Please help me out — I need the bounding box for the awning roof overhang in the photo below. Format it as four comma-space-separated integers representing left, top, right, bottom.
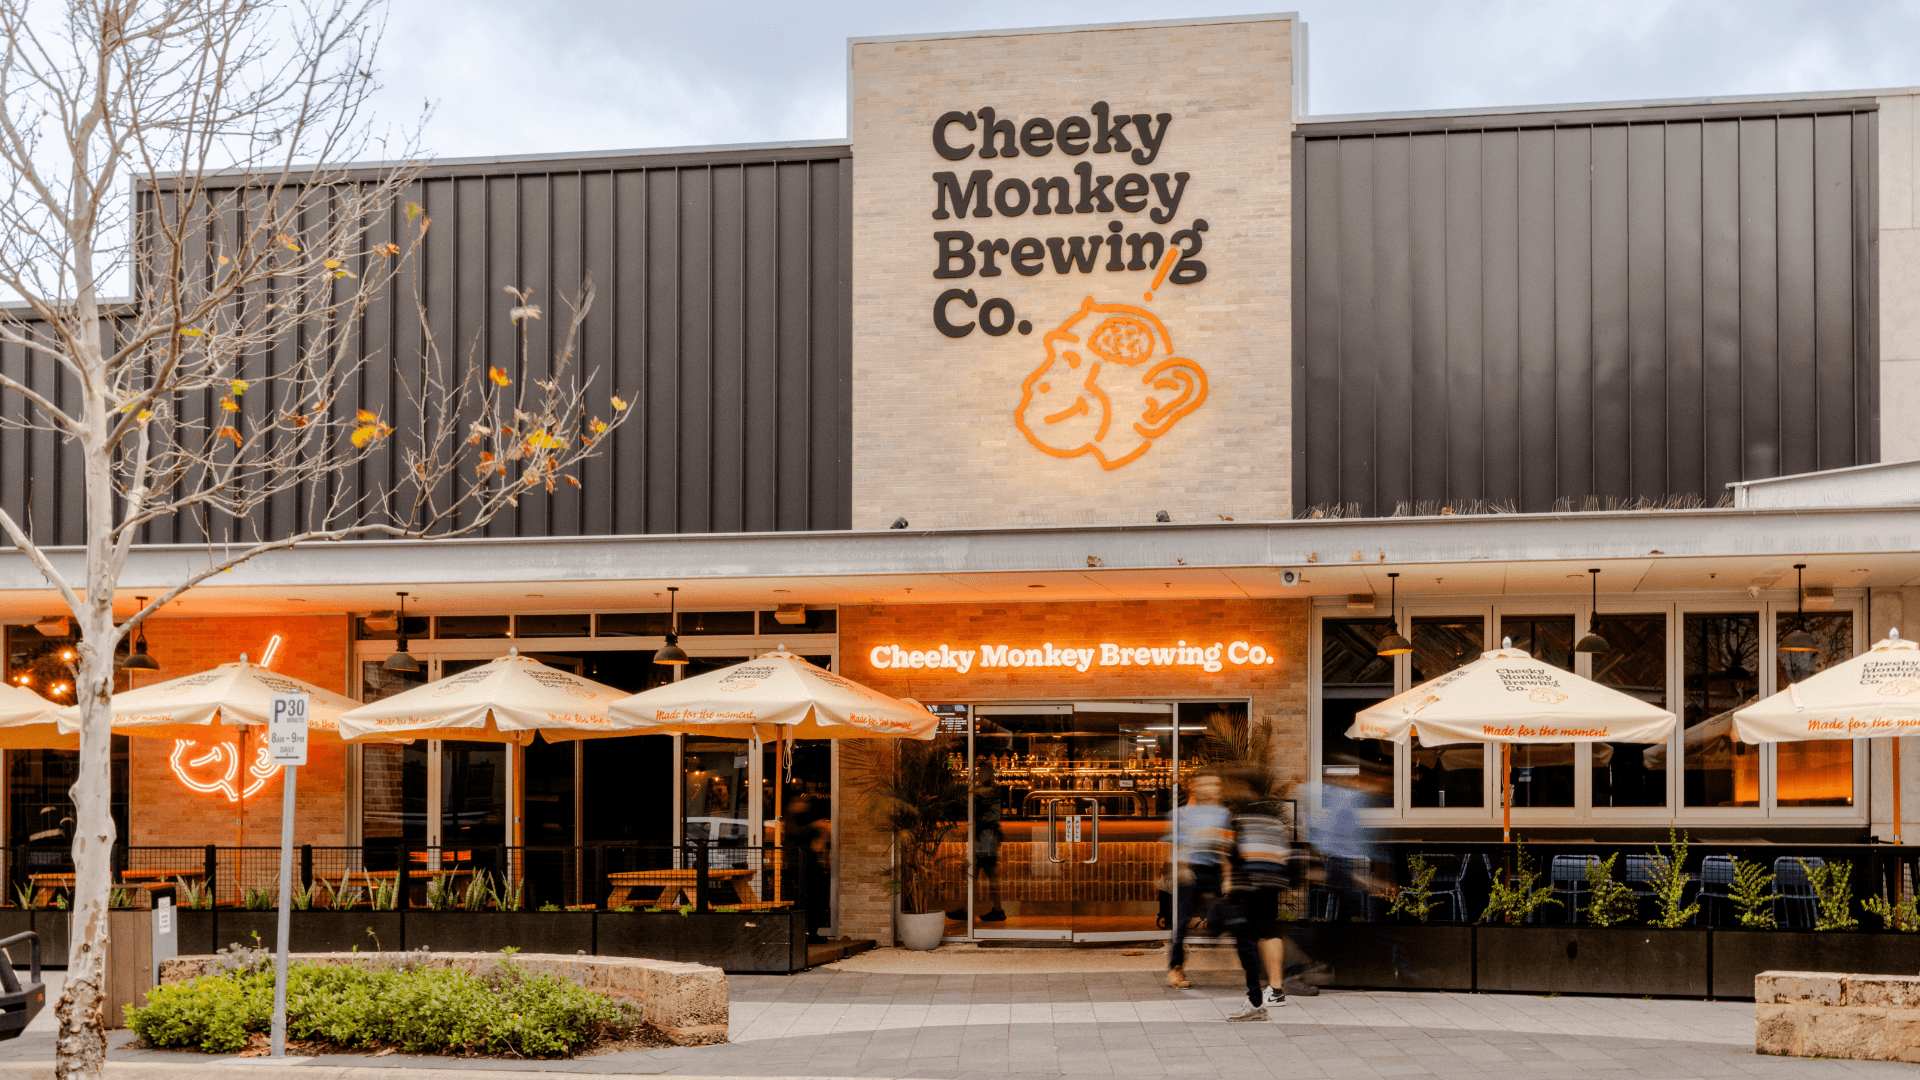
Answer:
0, 504, 1912, 616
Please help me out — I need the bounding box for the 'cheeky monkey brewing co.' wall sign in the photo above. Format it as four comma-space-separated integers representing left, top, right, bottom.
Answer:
849, 18, 1297, 527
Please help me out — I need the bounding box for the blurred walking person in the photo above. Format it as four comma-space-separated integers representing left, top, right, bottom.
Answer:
1221, 763, 1291, 1021
1166, 770, 1233, 989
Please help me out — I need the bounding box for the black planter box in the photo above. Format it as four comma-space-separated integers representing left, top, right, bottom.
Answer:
211, 910, 277, 952
291, 911, 402, 953
1711, 930, 1920, 999
1477, 925, 1710, 997
403, 911, 594, 956
175, 909, 215, 958
596, 909, 806, 973
1292, 922, 1475, 991
30, 910, 68, 968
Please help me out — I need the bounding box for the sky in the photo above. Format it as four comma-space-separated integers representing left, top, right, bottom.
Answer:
366, 0, 1920, 160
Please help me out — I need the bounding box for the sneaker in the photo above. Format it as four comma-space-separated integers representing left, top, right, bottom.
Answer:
1166, 967, 1191, 989
1225, 1005, 1268, 1022
979, 907, 1007, 922
1281, 977, 1318, 997
1261, 986, 1289, 1008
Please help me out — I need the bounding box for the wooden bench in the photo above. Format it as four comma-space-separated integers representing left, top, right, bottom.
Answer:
606, 868, 759, 907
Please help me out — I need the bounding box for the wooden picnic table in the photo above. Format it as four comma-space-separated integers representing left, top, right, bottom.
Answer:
32, 869, 206, 906
606, 867, 768, 908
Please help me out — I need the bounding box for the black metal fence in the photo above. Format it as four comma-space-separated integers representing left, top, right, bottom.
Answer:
1310, 840, 1918, 929
9, 840, 810, 915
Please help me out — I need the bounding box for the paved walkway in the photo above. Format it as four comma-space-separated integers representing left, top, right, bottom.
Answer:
0, 955, 1908, 1078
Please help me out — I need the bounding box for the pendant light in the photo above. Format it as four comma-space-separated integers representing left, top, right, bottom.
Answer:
1575, 569, 1611, 654
1376, 573, 1413, 656
1780, 564, 1818, 653
122, 596, 160, 671
653, 586, 689, 666
382, 591, 421, 673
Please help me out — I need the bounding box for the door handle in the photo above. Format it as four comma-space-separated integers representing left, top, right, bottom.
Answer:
1047, 799, 1064, 863
1082, 797, 1100, 864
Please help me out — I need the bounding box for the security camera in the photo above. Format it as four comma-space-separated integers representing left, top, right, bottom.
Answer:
1280, 569, 1302, 587
1747, 585, 1763, 599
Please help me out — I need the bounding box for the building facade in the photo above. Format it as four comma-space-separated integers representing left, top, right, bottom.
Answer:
4, 14, 1920, 947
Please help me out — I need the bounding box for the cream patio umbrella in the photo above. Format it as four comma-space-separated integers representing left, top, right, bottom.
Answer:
55, 654, 368, 848
1734, 628, 1920, 842
1349, 642, 1676, 840
607, 649, 940, 742
0, 683, 74, 749
335, 649, 635, 745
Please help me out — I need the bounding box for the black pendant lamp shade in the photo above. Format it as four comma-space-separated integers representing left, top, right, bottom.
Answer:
123, 596, 160, 671
653, 586, 690, 666
1376, 573, 1413, 656
1780, 564, 1818, 653
383, 591, 422, 673
1575, 569, 1611, 654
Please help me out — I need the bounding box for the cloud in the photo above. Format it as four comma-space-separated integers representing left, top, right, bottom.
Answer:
365, 0, 1920, 159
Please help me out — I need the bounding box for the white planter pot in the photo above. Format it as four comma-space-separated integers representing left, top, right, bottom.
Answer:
897, 910, 946, 951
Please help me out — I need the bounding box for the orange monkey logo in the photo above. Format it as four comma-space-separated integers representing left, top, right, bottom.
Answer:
1014, 251, 1207, 470
169, 739, 279, 802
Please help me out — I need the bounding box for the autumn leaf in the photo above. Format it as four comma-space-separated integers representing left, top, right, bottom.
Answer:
136, 409, 152, 424
564, 475, 581, 488
375, 242, 400, 257
589, 418, 607, 436
178, 328, 205, 337
324, 259, 357, 279
217, 255, 229, 265
357, 409, 378, 424
230, 380, 248, 397
524, 430, 566, 451
219, 397, 239, 413
610, 395, 628, 411
509, 305, 541, 323
282, 412, 309, 428
405, 203, 422, 220
350, 422, 390, 449
488, 367, 511, 387
217, 426, 242, 448
277, 234, 301, 252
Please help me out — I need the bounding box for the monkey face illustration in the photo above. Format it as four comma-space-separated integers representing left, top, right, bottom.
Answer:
1014, 297, 1208, 470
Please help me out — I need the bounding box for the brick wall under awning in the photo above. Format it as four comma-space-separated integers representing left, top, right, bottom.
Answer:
833, 598, 1308, 943
118, 613, 353, 850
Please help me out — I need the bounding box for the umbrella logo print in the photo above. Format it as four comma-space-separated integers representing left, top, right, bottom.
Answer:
1014, 250, 1207, 470
1529, 687, 1569, 705
1878, 679, 1920, 696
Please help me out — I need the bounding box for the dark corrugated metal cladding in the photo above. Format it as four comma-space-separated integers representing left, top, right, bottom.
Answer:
1293, 106, 1878, 517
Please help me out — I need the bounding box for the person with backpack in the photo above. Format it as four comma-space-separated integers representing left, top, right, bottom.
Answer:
1220, 763, 1292, 1021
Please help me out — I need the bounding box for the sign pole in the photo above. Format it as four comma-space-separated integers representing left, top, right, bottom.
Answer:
267, 693, 309, 1060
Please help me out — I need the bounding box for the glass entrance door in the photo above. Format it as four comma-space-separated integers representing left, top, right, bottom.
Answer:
962, 703, 1182, 941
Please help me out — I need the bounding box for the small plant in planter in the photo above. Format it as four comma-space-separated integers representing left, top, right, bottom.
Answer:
1863, 889, 1920, 932
1645, 829, 1699, 928
460, 871, 493, 911
1729, 857, 1777, 928
368, 875, 399, 912
495, 876, 523, 912
1480, 839, 1560, 924
1388, 854, 1439, 922
538, 902, 561, 912
1801, 859, 1859, 931
242, 886, 275, 911
1582, 854, 1636, 927
11, 884, 34, 911
425, 873, 460, 911
326, 876, 366, 911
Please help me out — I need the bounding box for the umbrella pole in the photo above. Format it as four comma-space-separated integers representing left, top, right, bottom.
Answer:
1501, 743, 1512, 843
1893, 736, 1904, 846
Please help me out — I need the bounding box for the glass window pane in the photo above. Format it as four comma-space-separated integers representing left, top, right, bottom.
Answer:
1411, 616, 1485, 809
1591, 615, 1669, 808
582, 734, 675, 844
684, 737, 751, 855
596, 612, 672, 637
361, 659, 426, 702
355, 615, 427, 640
443, 742, 506, 848
766, 609, 837, 633
680, 611, 756, 636
1501, 616, 1576, 807
524, 740, 576, 845
1775, 611, 1855, 807
1683, 612, 1761, 807
436, 615, 510, 639
517, 613, 590, 638
1319, 619, 1394, 808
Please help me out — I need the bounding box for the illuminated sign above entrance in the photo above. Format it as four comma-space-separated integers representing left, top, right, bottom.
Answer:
867, 640, 1277, 675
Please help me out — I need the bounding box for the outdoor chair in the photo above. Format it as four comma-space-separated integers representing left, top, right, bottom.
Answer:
1624, 854, 1666, 919
1549, 855, 1600, 923
1418, 853, 1470, 922
1774, 856, 1824, 929
1313, 856, 1379, 921
1695, 855, 1737, 926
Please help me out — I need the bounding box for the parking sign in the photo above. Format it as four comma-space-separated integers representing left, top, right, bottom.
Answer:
268, 693, 309, 766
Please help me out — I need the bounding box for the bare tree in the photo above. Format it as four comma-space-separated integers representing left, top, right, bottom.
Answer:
0, 3, 628, 1075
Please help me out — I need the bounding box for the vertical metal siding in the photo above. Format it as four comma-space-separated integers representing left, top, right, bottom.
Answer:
0, 147, 853, 546
1295, 105, 1877, 516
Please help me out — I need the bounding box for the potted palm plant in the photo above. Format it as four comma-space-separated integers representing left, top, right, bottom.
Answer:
847, 735, 966, 950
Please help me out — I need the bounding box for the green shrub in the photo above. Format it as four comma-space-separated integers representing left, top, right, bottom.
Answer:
1645, 829, 1699, 929
127, 957, 639, 1057
1582, 854, 1636, 927
1729, 857, 1777, 929
1479, 839, 1560, 925
1802, 859, 1858, 932
1864, 890, 1920, 932
1388, 854, 1439, 923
